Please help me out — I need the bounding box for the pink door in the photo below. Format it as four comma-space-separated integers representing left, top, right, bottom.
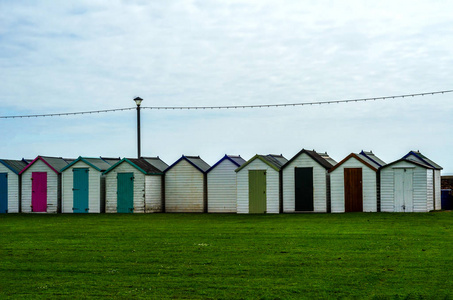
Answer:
32, 172, 47, 212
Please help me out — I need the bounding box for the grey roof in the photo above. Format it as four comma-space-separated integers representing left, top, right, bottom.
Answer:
360, 151, 386, 167
100, 157, 121, 165
127, 158, 163, 174
357, 153, 381, 169
228, 155, 246, 166
41, 156, 73, 173
141, 157, 169, 172
263, 154, 288, 170
0, 159, 28, 174
404, 151, 442, 170
81, 158, 112, 171
317, 152, 337, 167
185, 156, 211, 173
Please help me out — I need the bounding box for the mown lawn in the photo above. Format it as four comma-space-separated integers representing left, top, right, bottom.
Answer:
1, 212, 452, 299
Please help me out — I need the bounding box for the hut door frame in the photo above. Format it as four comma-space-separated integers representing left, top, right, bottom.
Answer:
31, 172, 47, 212
394, 168, 413, 212
344, 168, 363, 212
249, 170, 266, 213
0, 173, 7, 213
117, 172, 134, 213
73, 168, 89, 213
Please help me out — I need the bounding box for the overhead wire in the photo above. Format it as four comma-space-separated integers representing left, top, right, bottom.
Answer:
1, 89, 452, 119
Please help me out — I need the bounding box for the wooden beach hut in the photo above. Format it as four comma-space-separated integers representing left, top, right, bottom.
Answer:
104, 158, 165, 213
164, 155, 210, 213
329, 152, 385, 213
380, 158, 435, 212
282, 149, 336, 213
0, 159, 29, 213
235, 154, 288, 214
19, 156, 73, 213
60, 157, 119, 213
402, 150, 442, 210
207, 155, 246, 213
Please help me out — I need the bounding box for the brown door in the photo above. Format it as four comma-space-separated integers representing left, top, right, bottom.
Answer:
344, 168, 362, 212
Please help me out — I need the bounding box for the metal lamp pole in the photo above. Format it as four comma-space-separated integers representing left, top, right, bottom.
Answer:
133, 97, 143, 158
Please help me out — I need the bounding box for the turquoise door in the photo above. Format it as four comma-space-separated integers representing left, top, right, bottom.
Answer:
0, 173, 7, 213
117, 173, 134, 213
73, 168, 89, 213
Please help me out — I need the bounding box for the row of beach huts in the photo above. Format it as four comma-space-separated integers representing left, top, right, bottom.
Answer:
0, 149, 443, 214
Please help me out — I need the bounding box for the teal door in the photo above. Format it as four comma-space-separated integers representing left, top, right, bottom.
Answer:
0, 173, 7, 213
73, 168, 89, 213
117, 173, 134, 213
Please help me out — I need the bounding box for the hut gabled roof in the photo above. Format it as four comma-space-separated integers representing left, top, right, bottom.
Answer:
236, 154, 288, 172
381, 158, 433, 170
0, 159, 29, 175
141, 156, 169, 172
61, 157, 113, 172
359, 151, 386, 168
164, 155, 211, 174
328, 153, 379, 173
103, 158, 163, 175
207, 155, 246, 173
19, 156, 73, 175
282, 149, 336, 170
402, 150, 442, 170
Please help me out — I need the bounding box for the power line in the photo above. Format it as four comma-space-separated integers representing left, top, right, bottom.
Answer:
1, 89, 452, 119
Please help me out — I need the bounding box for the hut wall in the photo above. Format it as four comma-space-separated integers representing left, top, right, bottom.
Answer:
105, 162, 146, 213
425, 170, 434, 212
207, 159, 238, 213
165, 159, 204, 212
61, 161, 102, 213
330, 156, 377, 213
282, 152, 328, 213
145, 175, 162, 212
434, 170, 441, 210
0, 164, 20, 213
237, 159, 280, 214
21, 160, 59, 213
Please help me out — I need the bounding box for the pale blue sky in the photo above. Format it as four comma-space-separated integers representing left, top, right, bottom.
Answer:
1, 1, 452, 173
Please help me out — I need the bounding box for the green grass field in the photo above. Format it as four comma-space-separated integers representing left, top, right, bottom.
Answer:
1, 212, 453, 299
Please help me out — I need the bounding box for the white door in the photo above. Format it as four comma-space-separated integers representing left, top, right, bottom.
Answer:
394, 168, 413, 212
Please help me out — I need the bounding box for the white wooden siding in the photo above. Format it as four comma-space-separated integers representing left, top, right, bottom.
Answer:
425, 170, 433, 212
207, 159, 238, 213
21, 160, 59, 213
0, 165, 20, 213
434, 170, 441, 210
105, 162, 146, 213
237, 159, 280, 214
282, 153, 328, 213
380, 161, 430, 212
165, 159, 204, 212
61, 161, 103, 213
145, 175, 162, 212
330, 157, 377, 213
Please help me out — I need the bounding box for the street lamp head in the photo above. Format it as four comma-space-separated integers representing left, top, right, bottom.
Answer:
134, 97, 143, 107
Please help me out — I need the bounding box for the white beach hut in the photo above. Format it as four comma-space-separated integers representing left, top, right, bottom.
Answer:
60, 157, 119, 213
329, 152, 385, 213
282, 149, 336, 213
104, 158, 166, 213
19, 156, 73, 213
235, 154, 288, 214
164, 155, 211, 213
207, 155, 246, 213
0, 159, 29, 213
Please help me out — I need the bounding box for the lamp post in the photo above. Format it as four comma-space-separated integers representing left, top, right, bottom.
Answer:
134, 97, 143, 158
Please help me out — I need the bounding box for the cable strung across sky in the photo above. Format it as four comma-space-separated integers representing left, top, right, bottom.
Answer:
1, 89, 452, 119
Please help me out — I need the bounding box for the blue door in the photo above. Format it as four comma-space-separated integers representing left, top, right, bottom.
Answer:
0, 173, 7, 213
73, 168, 89, 213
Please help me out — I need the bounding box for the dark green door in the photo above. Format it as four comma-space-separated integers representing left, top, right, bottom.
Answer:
249, 170, 266, 213
295, 167, 314, 211
117, 173, 134, 213
73, 168, 89, 213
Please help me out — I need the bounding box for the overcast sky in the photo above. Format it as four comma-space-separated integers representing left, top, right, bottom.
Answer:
1, 1, 452, 173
